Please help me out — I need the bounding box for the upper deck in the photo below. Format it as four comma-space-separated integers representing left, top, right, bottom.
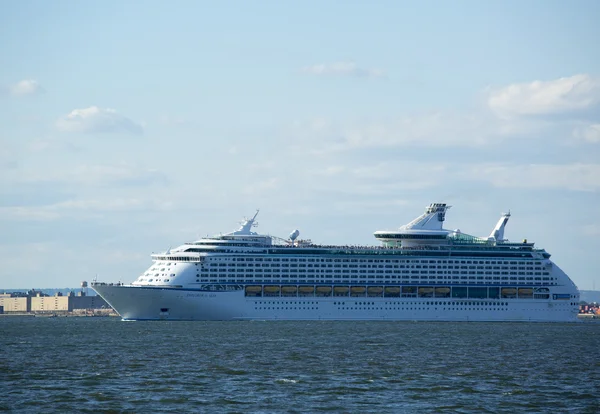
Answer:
151, 203, 547, 261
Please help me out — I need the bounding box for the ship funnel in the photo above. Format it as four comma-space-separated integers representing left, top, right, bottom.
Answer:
489, 211, 511, 241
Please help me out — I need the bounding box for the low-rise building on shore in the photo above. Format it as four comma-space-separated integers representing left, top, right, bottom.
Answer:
0, 292, 31, 313
0, 289, 114, 315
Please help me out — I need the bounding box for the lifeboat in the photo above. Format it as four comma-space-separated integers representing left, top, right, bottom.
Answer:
350, 286, 366, 296
316, 286, 332, 296
418, 287, 434, 296
333, 286, 349, 296
501, 288, 517, 297
402, 286, 416, 294
281, 286, 297, 296
384, 287, 401, 295
435, 287, 451, 296
263, 286, 280, 296
367, 287, 383, 296
298, 286, 315, 295
245, 286, 262, 296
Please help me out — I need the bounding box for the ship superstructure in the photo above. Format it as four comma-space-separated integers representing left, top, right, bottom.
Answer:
92, 203, 580, 321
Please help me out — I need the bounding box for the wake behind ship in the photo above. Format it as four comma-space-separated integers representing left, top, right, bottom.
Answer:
92, 203, 580, 321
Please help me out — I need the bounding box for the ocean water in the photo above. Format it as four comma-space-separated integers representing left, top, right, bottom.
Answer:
1, 317, 598, 413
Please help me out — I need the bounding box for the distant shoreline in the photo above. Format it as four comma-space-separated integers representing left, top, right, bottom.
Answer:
0, 309, 118, 317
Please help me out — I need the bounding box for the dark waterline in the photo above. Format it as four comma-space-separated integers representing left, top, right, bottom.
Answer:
1, 318, 599, 413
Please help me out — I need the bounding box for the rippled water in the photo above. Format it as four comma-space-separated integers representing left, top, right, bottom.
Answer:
1, 317, 599, 413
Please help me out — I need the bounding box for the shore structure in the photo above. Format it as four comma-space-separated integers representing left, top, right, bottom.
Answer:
578, 302, 600, 319
0, 287, 115, 316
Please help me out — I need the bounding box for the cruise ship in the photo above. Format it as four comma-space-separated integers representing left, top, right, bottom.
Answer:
92, 203, 580, 321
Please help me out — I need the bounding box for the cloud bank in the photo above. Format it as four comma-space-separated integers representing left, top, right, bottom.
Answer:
573, 123, 600, 143
288, 73, 600, 152
487, 74, 600, 118
56, 106, 143, 135
316, 161, 600, 193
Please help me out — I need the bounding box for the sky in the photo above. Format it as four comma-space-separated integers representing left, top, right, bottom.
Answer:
1, 0, 599, 290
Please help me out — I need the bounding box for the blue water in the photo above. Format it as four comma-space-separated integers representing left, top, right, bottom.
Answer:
1, 317, 599, 413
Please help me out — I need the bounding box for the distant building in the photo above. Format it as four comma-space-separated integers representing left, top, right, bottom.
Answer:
0, 295, 31, 313
0, 290, 111, 314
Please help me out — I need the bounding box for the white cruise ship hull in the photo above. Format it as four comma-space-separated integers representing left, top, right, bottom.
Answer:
93, 284, 579, 322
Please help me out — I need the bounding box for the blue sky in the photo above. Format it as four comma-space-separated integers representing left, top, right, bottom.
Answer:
1, 0, 599, 290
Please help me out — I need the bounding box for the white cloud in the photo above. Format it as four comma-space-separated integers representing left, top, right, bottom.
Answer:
0, 198, 174, 221
301, 61, 386, 78
56, 106, 143, 135
309, 162, 449, 195
573, 123, 600, 143
3, 79, 44, 96
66, 164, 165, 186
469, 163, 600, 192
487, 74, 600, 118
310, 161, 600, 194
6, 162, 168, 188
57, 198, 172, 211
289, 74, 600, 152
289, 112, 535, 153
